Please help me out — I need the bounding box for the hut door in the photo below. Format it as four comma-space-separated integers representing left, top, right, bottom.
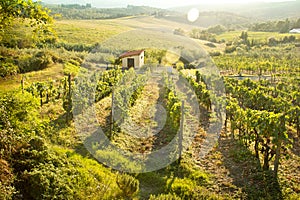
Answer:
127, 58, 135, 68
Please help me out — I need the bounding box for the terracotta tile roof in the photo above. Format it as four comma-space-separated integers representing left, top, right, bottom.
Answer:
120, 50, 144, 58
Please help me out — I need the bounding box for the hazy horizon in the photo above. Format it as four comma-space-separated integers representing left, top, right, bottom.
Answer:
41, 0, 296, 8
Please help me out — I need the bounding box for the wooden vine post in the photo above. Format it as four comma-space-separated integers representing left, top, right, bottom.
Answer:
21, 76, 24, 94
178, 100, 184, 164
66, 74, 72, 124
110, 89, 114, 138
274, 114, 286, 177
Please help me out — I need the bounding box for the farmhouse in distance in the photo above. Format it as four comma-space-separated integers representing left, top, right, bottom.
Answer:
289, 28, 300, 34
120, 50, 145, 69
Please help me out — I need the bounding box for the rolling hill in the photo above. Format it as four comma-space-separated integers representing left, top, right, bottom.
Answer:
42, 0, 300, 21
161, 11, 251, 28
171, 0, 300, 20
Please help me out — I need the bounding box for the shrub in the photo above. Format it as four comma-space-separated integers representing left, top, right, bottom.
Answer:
64, 61, 80, 76
24, 163, 74, 200
207, 25, 227, 35
176, 62, 184, 71
117, 174, 139, 199
268, 37, 278, 47
95, 148, 142, 172
168, 178, 195, 199
174, 28, 185, 36
0, 159, 14, 200
205, 43, 217, 48
19, 147, 121, 200
209, 51, 221, 57
189, 170, 210, 186
18, 50, 55, 73
138, 172, 166, 194
225, 46, 236, 54
0, 62, 18, 77
30, 51, 54, 70
0, 92, 39, 132
167, 178, 222, 200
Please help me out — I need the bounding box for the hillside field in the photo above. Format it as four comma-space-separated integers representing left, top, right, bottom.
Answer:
0, 5, 300, 200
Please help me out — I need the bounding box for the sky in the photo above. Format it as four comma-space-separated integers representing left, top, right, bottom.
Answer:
42, 0, 296, 8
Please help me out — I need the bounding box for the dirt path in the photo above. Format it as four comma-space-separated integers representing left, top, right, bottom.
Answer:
95, 96, 112, 134
110, 73, 169, 155
118, 78, 164, 139
192, 129, 300, 199
193, 135, 251, 196
100, 70, 203, 156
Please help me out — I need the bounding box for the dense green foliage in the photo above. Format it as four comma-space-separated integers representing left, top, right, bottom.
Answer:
0, 90, 142, 200
117, 173, 140, 198
0, 0, 52, 30
190, 29, 219, 43
249, 18, 300, 33
0, 46, 85, 78
214, 48, 300, 75
1, 1, 300, 199
46, 4, 164, 20
96, 69, 123, 101
114, 68, 148, 123
182, 72, 212, 111
0, 0, 55, 48
163, 75, 182, 131
224, 80, 287, 172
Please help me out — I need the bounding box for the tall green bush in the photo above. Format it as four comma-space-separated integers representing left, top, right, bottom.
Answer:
117, 174, 139, 199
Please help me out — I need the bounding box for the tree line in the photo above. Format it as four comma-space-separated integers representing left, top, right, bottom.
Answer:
249, 18, 300, 33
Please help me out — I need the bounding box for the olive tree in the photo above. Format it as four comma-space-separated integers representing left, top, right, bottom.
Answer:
0, 0, 54, 45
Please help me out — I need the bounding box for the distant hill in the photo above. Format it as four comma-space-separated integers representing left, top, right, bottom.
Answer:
43, 2, 250, 28
161, 11, 251, 29
237, 1, 300, 20
44, 4, 169, 20
41, 0, 300, 28
170, 0, 300, 20
40, 0, 184, 8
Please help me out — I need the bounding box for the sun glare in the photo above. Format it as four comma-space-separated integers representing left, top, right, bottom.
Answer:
187, 8, 200, 22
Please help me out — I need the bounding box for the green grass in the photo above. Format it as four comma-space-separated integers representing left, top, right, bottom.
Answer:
195, 39, 226, 53
53, 16, 208, 53
54, 19, 131, 45
0, 64, 64, 92
216, 31, 300, 42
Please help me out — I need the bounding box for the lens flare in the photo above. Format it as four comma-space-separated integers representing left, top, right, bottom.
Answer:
187, 8, 199, 22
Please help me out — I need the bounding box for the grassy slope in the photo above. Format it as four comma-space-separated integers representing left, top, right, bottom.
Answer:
196, 39, 226, 53
216, 31, 300, 42
162, 12, 251, 28
0, 64, 64, 92
113, 16, 200, 31
54, 19, 131, 45
6, 16, 298, 92
0, 19, 130, 92
53, 16, 200, 45
0, 16, 200, 92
